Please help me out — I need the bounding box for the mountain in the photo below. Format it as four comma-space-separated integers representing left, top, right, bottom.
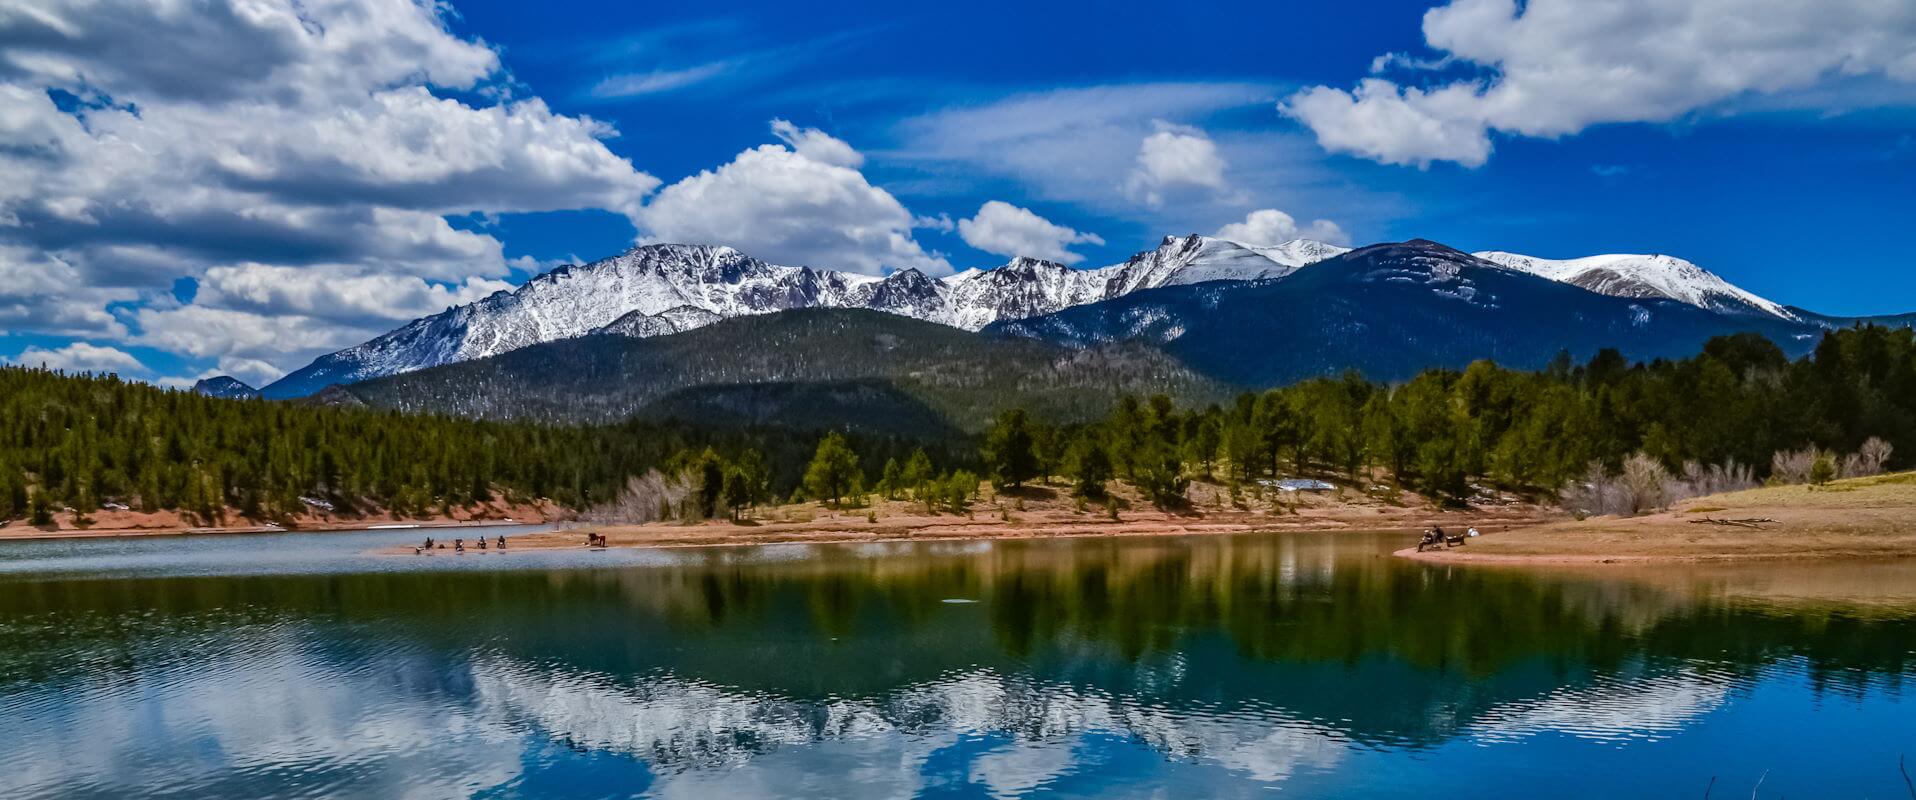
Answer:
1473, 251, 1794, 319
259, 236, 1344, 398
334, 308, 1234, 430
990, 240, 1825, 387
192, 376, 259, 399
1786, 306, 1916, 331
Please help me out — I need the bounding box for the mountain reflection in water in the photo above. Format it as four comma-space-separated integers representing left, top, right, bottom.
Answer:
0, 531, 1911, 798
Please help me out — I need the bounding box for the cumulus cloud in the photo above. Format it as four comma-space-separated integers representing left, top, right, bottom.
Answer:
635, 122, 949, 274
1123, 123, 1233, 206
770, 119, 865, 168
3, 342, 147, 375
194, 265, 512, 327
957, 201, 1104, 265
1285, 0, 1916, 167
1215, 209, 1349, 247
0, 0, 659, 380
0, 245, 136, 337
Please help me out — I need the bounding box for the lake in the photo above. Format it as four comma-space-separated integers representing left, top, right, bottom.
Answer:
0, 527, 1911, 798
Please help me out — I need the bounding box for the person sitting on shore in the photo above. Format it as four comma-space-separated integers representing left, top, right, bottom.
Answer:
454, 538, 465, 553
496, 535, 507, 550
476, 537, 487, 550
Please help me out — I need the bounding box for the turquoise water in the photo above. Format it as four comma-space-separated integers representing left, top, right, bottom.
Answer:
0, 528, 1911, 798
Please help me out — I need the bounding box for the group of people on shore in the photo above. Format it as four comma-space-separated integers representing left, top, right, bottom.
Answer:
1416, 526, 1480, 552
413, 534, 507, 555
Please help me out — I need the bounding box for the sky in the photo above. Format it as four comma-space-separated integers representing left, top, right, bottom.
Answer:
2, 0, 1914, 387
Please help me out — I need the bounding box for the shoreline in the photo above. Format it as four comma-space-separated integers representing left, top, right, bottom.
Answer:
382, 483, 1559, 556
1397, 472, 1916, 566
0, 517, 546, 542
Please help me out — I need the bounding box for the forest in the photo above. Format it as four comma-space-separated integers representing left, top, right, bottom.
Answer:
1, 325, 1910, 526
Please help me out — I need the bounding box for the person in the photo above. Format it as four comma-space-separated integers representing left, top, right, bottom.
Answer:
423, 536, 434, 550
496, 535, 507, 550
454, 538, 465, 553
476, 537, 487, 550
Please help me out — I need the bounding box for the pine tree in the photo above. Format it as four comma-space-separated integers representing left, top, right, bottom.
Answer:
984, 409, 1040, 488
802, 432, 862, 508
900, 449, 933, 498
1069, 438, 1113, 499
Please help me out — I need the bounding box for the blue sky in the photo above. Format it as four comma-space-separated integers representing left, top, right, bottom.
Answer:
2, 0, 1913, 385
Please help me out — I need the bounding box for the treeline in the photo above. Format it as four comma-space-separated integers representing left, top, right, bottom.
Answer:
682, 326, 1916, 513
5, 325, 1911, 526
0, 368, 962, 526
990, 326, 1913, 505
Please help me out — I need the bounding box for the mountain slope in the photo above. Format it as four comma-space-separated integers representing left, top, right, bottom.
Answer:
1786, 306, 1916, 331
992, 240, 1824, 387
337, 308, 1234, 429
192, 376, 259, 399
259, 236, 1343, 398
1473, 251, 1793, 319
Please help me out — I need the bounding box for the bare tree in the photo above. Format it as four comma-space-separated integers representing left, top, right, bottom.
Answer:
1621, 452, 1670, 515
1845, 437, 1894, 478
582, 469, 693, 525
1771, 448, 1820, 485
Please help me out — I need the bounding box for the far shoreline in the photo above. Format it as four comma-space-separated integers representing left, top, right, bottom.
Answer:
1397, 472, 1916, 566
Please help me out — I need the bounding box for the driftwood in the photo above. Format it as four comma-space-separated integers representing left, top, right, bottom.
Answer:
1688, 517, 1777, 529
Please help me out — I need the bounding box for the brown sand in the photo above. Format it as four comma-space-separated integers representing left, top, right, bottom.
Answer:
0, 497, 563, 540
1401, 471, 1916, 565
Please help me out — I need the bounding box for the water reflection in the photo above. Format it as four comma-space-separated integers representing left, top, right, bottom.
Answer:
0, 531, 1912, 798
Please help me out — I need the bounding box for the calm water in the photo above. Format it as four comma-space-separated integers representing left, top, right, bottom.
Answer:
0, 528, 1912, 798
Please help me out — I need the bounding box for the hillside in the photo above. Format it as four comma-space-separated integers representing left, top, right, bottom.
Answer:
991, 240, 1824, 386
336, 308, 1234, 429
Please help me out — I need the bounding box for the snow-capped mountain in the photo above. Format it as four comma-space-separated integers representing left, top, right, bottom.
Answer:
990, 240, 1822, 387
1473, 251, 1794, 320
258, 235, 1342, 397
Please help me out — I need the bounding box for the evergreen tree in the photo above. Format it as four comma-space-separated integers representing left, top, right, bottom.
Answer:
1069, 438, 1114, 499
984, 409, 1040, 488
802, 432, 862, 508
900, 449, 934, 498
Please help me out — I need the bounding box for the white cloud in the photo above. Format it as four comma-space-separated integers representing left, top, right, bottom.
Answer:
890, 83, 1382, 240
4, 342, 146, 375
0, 245, 135, 337
956, 201, 1103, 265
1283, 79, 1494, 168
1215, 209, 1349, 247
896, 83, 1270, 209
131, 305, 377, 386
194, 264, 512, 327
771, 119, 864, 168
0, 0, 659, 379
635, 122, 949, 275
591, 62, 734, 98
1123, 123, 1233, 207
1285, 0, 1916, 167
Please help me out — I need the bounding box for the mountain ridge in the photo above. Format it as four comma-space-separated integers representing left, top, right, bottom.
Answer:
255, 235, 1342, 398
988, 240, 1828, 386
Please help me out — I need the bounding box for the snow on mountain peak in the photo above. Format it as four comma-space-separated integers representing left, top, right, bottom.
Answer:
257, 235, 1349, 396
1473, 250, 1792, 320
